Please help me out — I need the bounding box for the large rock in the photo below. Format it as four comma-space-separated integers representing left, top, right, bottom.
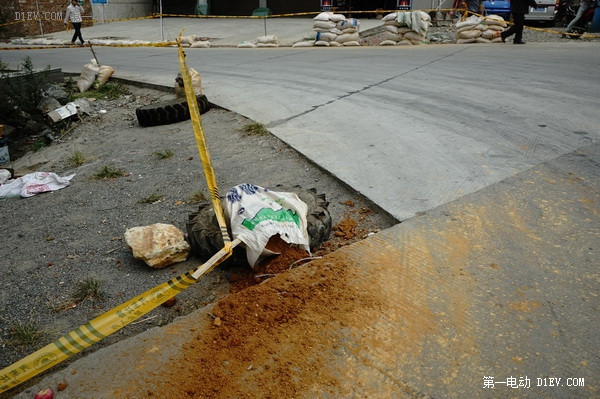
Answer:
124, 223, 190, 268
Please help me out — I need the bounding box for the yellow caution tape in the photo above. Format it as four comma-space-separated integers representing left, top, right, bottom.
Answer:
0, 237, 242, 394
0, 35, 243, 393
177, 30, 231, 246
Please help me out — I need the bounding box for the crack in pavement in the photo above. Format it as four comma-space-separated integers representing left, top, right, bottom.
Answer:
266, 46, 472, 129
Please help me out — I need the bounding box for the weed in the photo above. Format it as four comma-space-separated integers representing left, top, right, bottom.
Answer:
242, 123, 269, 136
0, 56, 50, 126
73, 82, 129, 100
188, 191, 208, 203
31, 139, 47, 152
153, 149, 174, 159
68, 150, 90, 167
138, 193, 164, 204
92, 165, 127, 180
72, 278, 105, 304
10, 322, 43, 345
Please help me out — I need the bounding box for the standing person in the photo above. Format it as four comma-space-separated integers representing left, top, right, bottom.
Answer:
500, 0, 538, 44
564, 0, 593, 35
64, 0, 85, 45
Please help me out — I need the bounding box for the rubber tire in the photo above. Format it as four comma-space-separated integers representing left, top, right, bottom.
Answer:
186, 186, 333, 264
136, 94, 211, 127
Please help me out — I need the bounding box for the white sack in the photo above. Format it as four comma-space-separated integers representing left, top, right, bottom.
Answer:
224, 184, 310, 267
0, 172, 75, 198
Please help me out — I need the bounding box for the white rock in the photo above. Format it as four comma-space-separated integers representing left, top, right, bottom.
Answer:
124, 223, 190, 268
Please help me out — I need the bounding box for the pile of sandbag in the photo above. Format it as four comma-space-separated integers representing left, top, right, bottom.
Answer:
77, 59, 115, 93
455, 15, 507, 44
312, 12, 361, 47
237, 35, 279, 48
179, 34, 211, 48
379, 11, 432, 45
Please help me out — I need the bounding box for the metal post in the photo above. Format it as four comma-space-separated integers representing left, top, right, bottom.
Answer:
35, 0, 44, 36
160, 0, 164, 41
263, 16, 267, 36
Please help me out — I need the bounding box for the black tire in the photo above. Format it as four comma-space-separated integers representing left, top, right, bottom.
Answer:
136, 94, 211, 127
186, 186, 333, 264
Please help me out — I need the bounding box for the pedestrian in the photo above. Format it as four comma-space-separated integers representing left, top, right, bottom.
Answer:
500, 0, 538, 44
563, 0, 594, 36
64, 0, 85, 45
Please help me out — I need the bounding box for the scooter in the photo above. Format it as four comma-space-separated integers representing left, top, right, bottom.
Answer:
563, 0, 597, 37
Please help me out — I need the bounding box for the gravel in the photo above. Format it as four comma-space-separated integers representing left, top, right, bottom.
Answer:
0, 82, 397, 395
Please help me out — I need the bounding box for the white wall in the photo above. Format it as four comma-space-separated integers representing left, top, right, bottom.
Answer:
91, 0, 153, 23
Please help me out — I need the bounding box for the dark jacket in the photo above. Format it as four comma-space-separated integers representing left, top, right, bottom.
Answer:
511, 0, 538, 14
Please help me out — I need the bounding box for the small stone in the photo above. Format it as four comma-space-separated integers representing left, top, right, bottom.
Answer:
213, 317, 222, 326
57, 382, 68, 391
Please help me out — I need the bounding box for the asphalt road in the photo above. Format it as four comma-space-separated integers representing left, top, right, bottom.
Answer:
2, 43, 599, 220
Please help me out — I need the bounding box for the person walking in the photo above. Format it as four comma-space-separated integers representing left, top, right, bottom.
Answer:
500, 0, 538, 44
64, 0, 85, 45
563, 0, 594, 36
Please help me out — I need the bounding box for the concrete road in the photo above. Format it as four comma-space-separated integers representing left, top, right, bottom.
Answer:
3, 43, 598, 220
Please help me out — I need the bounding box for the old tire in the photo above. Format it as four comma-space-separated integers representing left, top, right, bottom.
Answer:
135, 94, 211, 127
186, 186, 332, 264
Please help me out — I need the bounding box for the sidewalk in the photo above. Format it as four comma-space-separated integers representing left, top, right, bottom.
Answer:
9, 17, 383, 47
12, 143, 599, 398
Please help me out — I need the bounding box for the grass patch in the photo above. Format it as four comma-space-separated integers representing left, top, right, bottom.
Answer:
31, 138, 47, 152
242, 123, 269, 136
188, 191, 208, 203
68, 150, 90, 167
138, 193, 164, 204
72, 82, 129, 100
92, 165, 127, 180
153, 149, 174, 159
72, 278, 105, 304
10, 322, 43, 345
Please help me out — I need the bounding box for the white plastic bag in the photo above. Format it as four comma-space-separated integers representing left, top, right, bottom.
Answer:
0, 172, 75, 198
224, 184, 310, 267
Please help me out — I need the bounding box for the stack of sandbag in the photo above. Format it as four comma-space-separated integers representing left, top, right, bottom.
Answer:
313, 12, 361, 46
237, 35, 279, 48
379, 11, 431, 45
456, 15, 506, 43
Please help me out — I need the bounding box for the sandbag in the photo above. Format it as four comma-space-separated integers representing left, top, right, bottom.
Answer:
313, 20, 337, 30
329, 13, 346, 22
179, 35, 197, 45
342, 41, 360, 46
456, 15, 482, 29
457, 29, 482, 39
384, 31, 404, 42
190, 40, 211, 48
404, 31, 425, 41
380, 40, 397, 45
335, 31, 360, 43
457, 38, 476, 44
256, 43, 279, 47
337, 18, 359, 30
314, 11, 333, 21
77, 62, 98, 93
316, 31, 337, 42
484, 15, 507, 26
314, 40, 331, 46
396, 39, 413, 45
475, 37, 492, 43
292, 41, 314, 47
257, 35, 278, 44
481, 29, 501, 39
96, 65, 114, 86
382, 12, 398, 21
385, 25, 400, 33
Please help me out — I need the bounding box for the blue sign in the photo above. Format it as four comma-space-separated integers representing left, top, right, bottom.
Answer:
92, 0, 108, 4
